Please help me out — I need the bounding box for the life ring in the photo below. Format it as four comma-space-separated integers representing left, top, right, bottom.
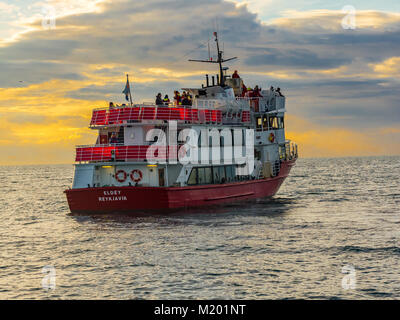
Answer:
130, 169, 143, 183
115, 170, 127, 183
268, 132, 275, 143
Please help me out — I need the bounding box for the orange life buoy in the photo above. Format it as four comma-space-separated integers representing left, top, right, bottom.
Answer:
130, 169, 143, 183
269, 132, 275, 143
115, 170, 127, 183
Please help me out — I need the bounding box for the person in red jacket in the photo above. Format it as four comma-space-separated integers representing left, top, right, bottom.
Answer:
174, 91, 181, 106
252, 85, 262, 111
241, 83, 247, 97
253, 85, 262, 97
232, 70, 240, 79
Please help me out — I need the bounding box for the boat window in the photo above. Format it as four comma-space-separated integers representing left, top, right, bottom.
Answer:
278, 117, 285, 129
257, 117, 262, 129
269, 116, 278, 130
188, 166, 247, 185
213, 167, 220, 183
198, 167, 206, 184
218, 166, 226, 183
226, 165, 234, 182
263, 116, 269, 130
205, 167, 213, 184
118, 127, 124, 144
187, 168, 197, 185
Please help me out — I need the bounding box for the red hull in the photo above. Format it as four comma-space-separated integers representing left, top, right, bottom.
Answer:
65, 160, 295, 214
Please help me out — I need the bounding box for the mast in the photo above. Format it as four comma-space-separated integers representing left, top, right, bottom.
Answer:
189, 32, 237, 87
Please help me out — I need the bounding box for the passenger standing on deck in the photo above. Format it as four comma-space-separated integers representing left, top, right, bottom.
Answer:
252, 85, 262, 111
163, 95, 170, 105
246, 87, 253, 97
181, 96, 187, 106
109, 132, 118, 145
181, 93, 190, 106
155, 93, 163, 106
253, 85, 262, 97
276, 88, 284, 97
241, 83, 247, 97
174, 91, 181, 106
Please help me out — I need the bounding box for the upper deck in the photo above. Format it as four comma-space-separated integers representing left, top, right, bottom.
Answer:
89, 103, 252, 128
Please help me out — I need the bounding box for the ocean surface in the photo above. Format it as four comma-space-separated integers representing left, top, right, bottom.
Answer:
0, 156, 399, 299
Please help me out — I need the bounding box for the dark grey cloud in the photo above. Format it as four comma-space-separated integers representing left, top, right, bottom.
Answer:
0, 61, 84, 88
0, 39, 79, 61
245, 48, 351, 68
66, 80, 182, 102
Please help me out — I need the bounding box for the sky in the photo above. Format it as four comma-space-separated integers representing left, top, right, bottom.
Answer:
0, 0, 399, 165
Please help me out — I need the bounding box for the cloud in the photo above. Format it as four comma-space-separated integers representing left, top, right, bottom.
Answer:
370, 56, 400, 78
269, 9, 400, 31
245, 48, 351, 68
0, 1, 18, 15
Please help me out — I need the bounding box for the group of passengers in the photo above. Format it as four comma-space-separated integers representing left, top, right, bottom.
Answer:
108, 101, 129, 108
233, 70, 284, 98
175, 91, 193, 106
156, 93, 170, 106
155, 91, 193, 106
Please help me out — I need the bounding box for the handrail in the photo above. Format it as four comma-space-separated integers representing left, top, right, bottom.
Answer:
89, 105, 251, 127
75, 144, 185, 163
281, 140, 298, 160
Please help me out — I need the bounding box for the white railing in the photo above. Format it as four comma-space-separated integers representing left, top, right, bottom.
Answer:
283, 140, 298, 160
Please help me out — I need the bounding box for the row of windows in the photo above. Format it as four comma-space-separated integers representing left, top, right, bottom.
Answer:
187, 165, 251, 185
256, 116, 284, 130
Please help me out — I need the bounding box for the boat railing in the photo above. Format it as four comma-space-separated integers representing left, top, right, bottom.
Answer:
192, 99, 222, 109
280, 140, 298, 161
75, 144, 184, 163
236, 96, 284, 113
89, 105, 251, 127
236, 97, 267, 113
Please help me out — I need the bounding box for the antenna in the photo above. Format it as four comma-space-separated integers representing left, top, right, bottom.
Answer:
208, 38, 210, 61
189, 31, 237, 87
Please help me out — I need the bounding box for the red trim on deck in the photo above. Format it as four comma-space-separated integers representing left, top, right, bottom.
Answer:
89, 106, 246, 127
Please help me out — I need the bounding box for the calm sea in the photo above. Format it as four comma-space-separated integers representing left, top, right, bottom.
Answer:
0, 156, 399, 299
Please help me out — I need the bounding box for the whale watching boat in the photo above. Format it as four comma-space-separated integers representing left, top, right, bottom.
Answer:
65, 33, 298, 214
